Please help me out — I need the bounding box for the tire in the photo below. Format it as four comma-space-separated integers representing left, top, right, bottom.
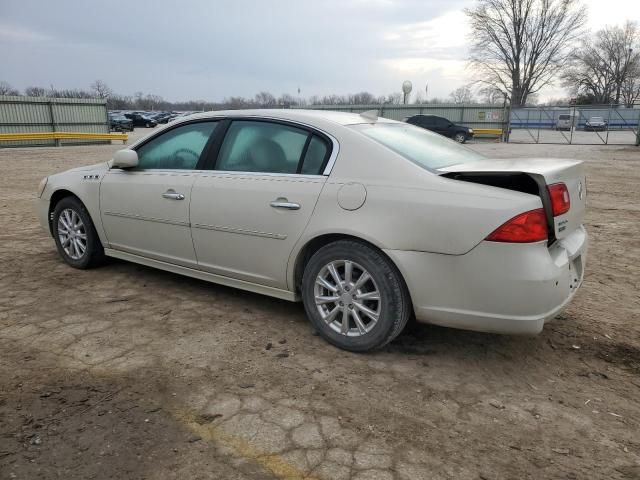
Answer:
52, 196, 105, 269
454, 132, 467, 143
301, 240, 411, 352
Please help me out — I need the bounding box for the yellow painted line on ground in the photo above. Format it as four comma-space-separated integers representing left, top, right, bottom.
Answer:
174, 410, 318, 480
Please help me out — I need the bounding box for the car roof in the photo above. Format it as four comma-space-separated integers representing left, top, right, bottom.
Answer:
174, 109, 398, 126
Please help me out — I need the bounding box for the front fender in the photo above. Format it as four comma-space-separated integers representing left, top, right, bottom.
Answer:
40, 163, 109, 245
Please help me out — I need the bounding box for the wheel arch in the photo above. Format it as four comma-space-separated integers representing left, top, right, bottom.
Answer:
48, 189, 82, 235
291, 233, 414, 309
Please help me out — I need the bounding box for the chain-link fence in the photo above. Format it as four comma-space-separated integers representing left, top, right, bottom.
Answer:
509, 104, 640, 145
301, 103, 640, 145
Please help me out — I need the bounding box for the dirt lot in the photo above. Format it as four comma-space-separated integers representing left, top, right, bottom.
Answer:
1, 130, 639, 480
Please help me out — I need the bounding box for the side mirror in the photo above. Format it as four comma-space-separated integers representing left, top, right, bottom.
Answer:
111, 149, 139, 169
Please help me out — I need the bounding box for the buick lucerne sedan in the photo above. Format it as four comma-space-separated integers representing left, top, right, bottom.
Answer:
36, 109, 588, 352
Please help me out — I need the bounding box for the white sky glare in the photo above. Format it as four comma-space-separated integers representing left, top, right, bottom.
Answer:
1, 0, 639, 102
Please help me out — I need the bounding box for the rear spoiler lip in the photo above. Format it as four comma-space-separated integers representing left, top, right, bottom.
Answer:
440, 170, 557, 246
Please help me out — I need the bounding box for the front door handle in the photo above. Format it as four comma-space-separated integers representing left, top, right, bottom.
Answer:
270, 197, 300, 210
162, 189, 185, 200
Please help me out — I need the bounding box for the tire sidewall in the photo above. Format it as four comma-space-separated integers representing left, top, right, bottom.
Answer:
302, 241, 407, 352
52, 197, 101, 269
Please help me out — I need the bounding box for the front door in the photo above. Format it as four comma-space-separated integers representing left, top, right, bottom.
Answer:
190, 120, 331, 289
100, 120, 219, 267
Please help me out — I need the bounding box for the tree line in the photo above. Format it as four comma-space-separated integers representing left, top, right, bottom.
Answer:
0, 79, 492, 110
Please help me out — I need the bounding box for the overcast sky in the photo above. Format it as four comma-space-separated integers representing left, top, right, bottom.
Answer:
1, 0, 639, 102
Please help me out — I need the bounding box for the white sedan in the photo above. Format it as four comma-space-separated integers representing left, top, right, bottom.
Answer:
36, 109, 587, 352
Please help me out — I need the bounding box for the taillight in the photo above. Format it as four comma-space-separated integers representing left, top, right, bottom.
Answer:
486, 209, 548, 243
547, 183, 570, 216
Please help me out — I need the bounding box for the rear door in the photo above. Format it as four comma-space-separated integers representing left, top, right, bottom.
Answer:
190, 119, 332, 289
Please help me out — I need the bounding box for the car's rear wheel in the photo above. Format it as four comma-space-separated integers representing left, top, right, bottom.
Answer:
454, 132, 467, 143
52, 196, 105, 269
301, 240, 411, 352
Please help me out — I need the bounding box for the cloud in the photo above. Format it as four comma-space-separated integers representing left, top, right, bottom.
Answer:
0, 24, 50, 43
2, 0, 636, 102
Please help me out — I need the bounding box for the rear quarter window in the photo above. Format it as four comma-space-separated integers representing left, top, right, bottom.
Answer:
353, 123, 485, 170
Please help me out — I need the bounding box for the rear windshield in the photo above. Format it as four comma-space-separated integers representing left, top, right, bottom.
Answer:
352, 123, 485, 170
558, 115, 570, 120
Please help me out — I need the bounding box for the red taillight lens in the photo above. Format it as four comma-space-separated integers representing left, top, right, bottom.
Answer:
547, 183, 570, 216
486, 208, 548, 243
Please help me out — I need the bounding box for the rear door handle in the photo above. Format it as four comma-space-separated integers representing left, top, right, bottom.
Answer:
270, 198, 300, 210
162, 189, 185, 200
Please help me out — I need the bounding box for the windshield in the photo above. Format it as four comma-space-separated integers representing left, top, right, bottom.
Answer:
353, 122, 485, 170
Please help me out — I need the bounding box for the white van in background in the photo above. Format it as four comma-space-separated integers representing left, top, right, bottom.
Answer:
556, 113, 576, 131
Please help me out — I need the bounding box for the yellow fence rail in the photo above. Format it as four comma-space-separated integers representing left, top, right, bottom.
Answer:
473, 128, 503, 136
0, 131, 128, 144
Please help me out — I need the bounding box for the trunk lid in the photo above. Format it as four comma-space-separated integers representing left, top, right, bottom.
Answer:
439, 158, 587, 241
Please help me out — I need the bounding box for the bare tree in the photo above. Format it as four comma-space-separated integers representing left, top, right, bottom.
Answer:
24, 86, 47, 97
90, 80, 113, 99
254, 91, 277, 107
47, 88, 93, 98
478, 85, 506, 104
449, 85, 475, 103
466, 0, 586, 107
621, 64, 640, 107
0, 81, 20, 96
563, 22, 640, 105
384, 93, 403, 105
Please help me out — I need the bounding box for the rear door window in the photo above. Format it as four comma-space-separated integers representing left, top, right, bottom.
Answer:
216, 121, 308, 174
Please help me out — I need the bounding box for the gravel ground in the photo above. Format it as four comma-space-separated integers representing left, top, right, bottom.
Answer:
1, 129, 639, 480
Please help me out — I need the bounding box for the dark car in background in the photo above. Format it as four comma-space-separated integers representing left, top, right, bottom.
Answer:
152, 113, 176, 124
404, 114, 473, 143
108, 114, 133, 132
124, 113, 158, 128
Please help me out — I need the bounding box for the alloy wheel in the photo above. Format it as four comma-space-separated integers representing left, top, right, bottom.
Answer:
314, 260, 381, 336
57, 208, 87, 260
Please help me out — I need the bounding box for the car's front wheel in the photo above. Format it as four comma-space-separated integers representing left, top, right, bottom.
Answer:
52, 196, 105, 269
301, 240, 411, 352
454, 132, 467, 143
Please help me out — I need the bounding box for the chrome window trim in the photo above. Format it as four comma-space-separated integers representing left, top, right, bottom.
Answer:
126, 114, 340, 176
108, 169, 207, 175
199, 171, 326, 180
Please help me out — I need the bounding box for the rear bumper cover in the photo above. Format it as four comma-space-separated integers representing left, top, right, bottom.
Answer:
385, 226, 587, 335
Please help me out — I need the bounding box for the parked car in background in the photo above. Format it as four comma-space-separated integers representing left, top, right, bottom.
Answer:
404, 114, 473, 143
584, 116, 607, 131
36, 109, 587, 352
124, 113, 158, 128
154, 113, 177, 124
108, 114, 133, 132
555, 114, 575, 131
